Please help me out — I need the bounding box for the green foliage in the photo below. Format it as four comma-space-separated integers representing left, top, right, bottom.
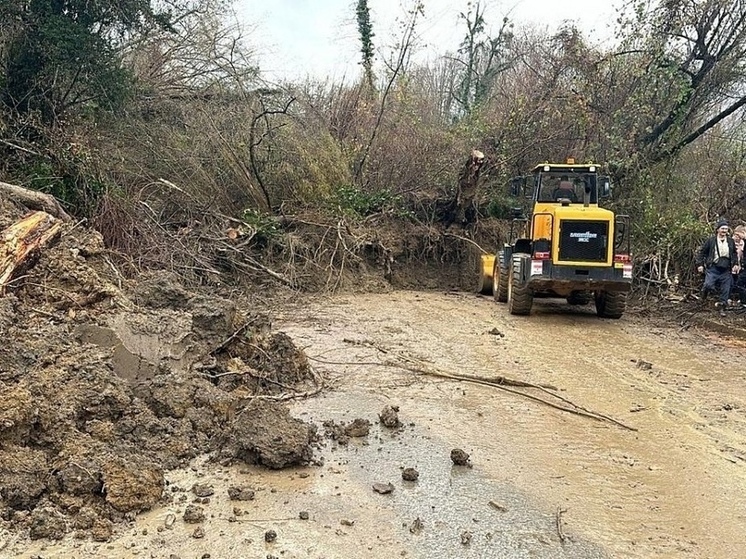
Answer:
23, 157, 108, 217
333, 185, 409, 218
356, 0, 376, 90
635, 206, 708, 255
0, 0, 172, 121
627, 180, 710, 285
483, 195, 516, 220
241, 208, 280, 244
256, 115, 351, 211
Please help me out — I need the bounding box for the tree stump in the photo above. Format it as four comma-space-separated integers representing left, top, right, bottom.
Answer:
450, 149, 485, 225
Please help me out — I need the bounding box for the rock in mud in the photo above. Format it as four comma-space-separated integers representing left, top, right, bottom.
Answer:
133, 376, 196, 419
56, 458, 103, 496
102, 456, 164, 513
183, 504, 206, 524
191, 484, 215, 498
372, 482, 395, 494
0, 446, 48, 510
379, 405, 401, 428
265, 529, 277, 542
71, 507, 98, 530
0, 384, 37, 445
90, 519, 113, 542
450, 448, 471, 466
28, 507, 66, 540
344, 418, 371, 437
322, 420, 349, 445
219, 399, 315, 469
189, 295, 236, 335
227, 486, 255, 501
402, 467, 419, 481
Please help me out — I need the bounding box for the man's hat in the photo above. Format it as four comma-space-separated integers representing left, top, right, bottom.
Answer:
716, 219, 729, 230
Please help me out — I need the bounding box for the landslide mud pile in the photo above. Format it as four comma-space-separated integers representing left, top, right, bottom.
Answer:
0, 205, 320, 541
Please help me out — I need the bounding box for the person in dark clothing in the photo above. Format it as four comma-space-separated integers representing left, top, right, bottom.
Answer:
552, 177, 577, 202
696, 219, 741, 316
731, 225, 746, 304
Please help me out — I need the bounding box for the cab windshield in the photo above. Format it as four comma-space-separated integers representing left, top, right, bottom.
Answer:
536, 172, 597, 203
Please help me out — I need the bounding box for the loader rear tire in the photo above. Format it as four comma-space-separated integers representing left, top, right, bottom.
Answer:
595, 290, 626, 319
492, 255, 509, 303
508, 254, 533, 315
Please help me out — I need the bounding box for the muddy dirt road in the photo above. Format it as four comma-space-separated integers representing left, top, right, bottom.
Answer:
10, 290, 746, 559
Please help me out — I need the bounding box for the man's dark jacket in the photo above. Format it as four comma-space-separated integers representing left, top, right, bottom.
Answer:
696, 236, 738, 269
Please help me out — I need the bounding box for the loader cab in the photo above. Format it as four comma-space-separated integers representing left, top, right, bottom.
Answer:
535, 166, 599, 205
508, 162, 611, 206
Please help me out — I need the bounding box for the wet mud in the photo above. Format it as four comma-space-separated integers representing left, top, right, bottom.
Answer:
7, 290, 745, 558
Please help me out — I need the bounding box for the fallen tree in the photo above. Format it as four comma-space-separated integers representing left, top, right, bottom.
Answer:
0, 180, 71, 221
0, 211, 64, 294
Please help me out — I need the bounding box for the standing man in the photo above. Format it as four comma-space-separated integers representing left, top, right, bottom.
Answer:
696, 219, 741, 316
732, 225, 746, 304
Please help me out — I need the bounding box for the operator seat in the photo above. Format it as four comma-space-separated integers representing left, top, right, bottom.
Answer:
552, 180, 577, 202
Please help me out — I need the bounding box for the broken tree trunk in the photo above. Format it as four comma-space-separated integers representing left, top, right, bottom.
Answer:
0, 180, 71, 221
450, 149, 485, 225
0, 211, 63, 294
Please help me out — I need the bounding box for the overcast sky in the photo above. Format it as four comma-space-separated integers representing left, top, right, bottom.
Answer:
237, 0, 621, 82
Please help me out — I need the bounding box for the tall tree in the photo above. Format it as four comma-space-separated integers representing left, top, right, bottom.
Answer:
0, 0, 174, 122
356, 0, 376, 91
353, 1, 423, 184
453, 1, 514, 117
612, 0, 746, 163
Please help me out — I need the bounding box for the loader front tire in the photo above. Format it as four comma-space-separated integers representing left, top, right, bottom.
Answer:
508, 254, 533, 315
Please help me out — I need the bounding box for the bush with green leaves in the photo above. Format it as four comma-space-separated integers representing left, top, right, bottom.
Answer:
333, 185, 404, 217
241, 208, 280, 245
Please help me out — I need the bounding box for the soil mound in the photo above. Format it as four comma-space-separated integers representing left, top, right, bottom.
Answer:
0, 211, 320, 541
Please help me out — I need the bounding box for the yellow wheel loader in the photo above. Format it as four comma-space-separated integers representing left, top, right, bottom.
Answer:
479, 160, 632, 318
